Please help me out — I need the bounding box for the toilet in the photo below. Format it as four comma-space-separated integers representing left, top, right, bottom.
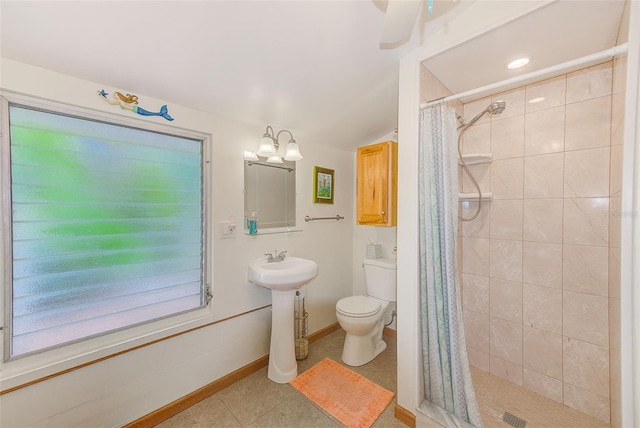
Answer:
336, 258, 397, 366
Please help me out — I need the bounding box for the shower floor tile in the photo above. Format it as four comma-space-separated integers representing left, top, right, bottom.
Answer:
471, 367, 610, 428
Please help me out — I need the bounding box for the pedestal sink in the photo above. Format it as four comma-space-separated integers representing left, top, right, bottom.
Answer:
248, 256, 318, 383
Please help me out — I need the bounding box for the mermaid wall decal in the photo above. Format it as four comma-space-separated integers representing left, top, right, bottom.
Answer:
98, 89, 174, 121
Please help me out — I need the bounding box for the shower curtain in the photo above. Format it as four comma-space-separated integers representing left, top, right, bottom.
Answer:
417, 104, 483, 428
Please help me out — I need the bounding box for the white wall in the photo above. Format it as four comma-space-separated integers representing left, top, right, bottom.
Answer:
0, 59, 354, 426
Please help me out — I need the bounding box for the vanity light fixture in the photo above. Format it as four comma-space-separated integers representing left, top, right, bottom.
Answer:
246, 125, 303, 163
507, 56, 530, 70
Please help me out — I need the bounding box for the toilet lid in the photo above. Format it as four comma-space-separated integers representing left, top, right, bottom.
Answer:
336, 296, 381, 318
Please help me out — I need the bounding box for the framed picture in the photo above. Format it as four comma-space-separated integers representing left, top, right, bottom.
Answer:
313, 166, 334, 204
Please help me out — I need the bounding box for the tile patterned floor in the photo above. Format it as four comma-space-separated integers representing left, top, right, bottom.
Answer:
157, 329, 404, 427
156, 328, 609, 427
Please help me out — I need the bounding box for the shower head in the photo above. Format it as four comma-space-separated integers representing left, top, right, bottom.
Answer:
488, 101, 506, 115
458, 101, 507, 130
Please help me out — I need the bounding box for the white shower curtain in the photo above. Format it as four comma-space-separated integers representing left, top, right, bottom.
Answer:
417, 104, 483, 428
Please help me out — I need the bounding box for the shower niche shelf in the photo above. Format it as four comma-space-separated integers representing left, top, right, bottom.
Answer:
458, 192, 493, 202
458, 153, 492, 165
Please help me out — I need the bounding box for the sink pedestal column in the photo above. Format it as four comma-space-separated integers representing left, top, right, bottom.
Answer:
268, 289, 297, 383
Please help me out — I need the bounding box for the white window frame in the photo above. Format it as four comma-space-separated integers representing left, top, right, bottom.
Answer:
0, 92, 213, 390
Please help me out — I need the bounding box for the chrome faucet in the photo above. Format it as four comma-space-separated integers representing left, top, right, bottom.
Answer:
265, 250, 287, 263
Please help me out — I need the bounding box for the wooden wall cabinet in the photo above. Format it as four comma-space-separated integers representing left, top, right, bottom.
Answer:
356, 141, 398, 226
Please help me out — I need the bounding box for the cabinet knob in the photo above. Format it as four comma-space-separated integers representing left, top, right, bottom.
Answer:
381, 211, 385, 215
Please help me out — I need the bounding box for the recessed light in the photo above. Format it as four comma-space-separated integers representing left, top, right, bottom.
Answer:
528, 97, 545, 104
507, 57, 530, 69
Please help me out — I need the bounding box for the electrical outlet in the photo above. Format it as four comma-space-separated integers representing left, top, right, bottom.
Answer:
219, 221, 236, 239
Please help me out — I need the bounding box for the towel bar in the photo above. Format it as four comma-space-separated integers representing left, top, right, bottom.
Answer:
305, 215, 344, 222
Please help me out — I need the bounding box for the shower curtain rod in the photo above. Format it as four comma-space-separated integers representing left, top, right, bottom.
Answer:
420, 43, 628, 110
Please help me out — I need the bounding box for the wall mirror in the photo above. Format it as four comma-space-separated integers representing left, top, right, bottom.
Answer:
244, 160, 297, 233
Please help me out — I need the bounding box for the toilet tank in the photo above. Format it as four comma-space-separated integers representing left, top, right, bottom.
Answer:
363, 258, 397, 302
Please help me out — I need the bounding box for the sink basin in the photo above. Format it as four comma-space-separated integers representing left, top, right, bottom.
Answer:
248, 255, 318, 383
248, 257, 318, 290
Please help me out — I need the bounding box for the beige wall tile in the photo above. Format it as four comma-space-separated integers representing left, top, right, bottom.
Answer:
462, 237, 490, 276
563, 198, 609, 246
525, 75, 567, 112
492, 88, 525, 119
490, 355, 523, 386
490, 278, 522, 323
461, 202, 490, 237
524, 153, 564, 198
524, 106, 566, 155
564, 383, 611, 423
491, 158, 524, 199
563, 337, 610, 397
467, 346, 490, 371
611, 399, 622, 428
490, 317, 522, 365
610, 347, 621, 401
490, 200, 523, 240
420, 65, 454, 102
463, 309, 490, 353
610, 144, 623, 197
609, 196, 622, 248
611, 92, 625, 146
523, 326, 562, 379
523, 283, 562, 333
609, 247, 621, 299
461, 122, 491, 154
462, 163, 491, 194
491, 115, 525, 160
490, 239, 522, 281
612, 56, 626, 95
523, 369, 563, 402
564, 147, 610, 197
522, 242, 563, 288
462, 273, 490, 314
523, 199, 563, 243
458, 201, 491, 238
565, 96, 612, 151
463, 97, 492, 127
609, 297, 621, 351
566, 62, 613, 104
608, 247, 620, 299
563, 291, 609, 347
563, 244, 608, 296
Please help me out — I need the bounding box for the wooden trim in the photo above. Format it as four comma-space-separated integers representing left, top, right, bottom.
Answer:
383, 326, 397, 338
308, 322, 340, 343
125, 355, 269, 428
124, 322, 341, 427
1, 305, 272, 395
395, 404, 416, 427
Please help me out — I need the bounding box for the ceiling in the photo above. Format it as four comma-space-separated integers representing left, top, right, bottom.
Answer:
0, 1, 628, 151
422, 0, 627, 102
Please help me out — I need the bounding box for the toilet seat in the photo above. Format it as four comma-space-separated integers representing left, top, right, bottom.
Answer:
336, 296, 381, 318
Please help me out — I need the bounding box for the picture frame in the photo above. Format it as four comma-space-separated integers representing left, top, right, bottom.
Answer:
313, 166, 334, 204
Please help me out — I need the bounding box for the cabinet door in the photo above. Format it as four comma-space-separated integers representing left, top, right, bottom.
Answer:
357, 143, 389, 225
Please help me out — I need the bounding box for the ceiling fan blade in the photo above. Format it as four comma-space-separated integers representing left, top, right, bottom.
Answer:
380, 0, 421, 44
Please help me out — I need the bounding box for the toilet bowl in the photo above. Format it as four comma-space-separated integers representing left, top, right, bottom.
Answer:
336, 258, 396, 367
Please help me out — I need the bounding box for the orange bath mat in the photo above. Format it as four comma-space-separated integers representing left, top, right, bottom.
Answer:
290, 357, 394, 428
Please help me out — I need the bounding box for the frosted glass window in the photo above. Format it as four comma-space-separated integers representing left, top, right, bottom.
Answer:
6, 105, 205, 358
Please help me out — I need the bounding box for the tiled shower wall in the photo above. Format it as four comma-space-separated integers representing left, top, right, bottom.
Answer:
459, 61, 619, 423
608, 53, 625, 428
